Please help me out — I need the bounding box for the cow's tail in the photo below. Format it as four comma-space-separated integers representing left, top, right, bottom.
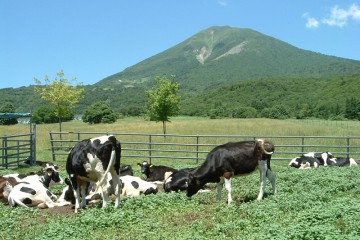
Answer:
95, 138, 117, 193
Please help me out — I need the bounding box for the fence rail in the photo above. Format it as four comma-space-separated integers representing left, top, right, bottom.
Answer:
49, 132, 360, 163
0, 125, 36, 169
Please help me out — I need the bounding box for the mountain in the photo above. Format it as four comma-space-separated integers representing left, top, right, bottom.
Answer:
96, 26, 360, 93
1, 26, 360, 118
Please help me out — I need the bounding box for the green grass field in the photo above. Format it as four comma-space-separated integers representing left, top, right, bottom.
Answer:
1, 117, 360, 239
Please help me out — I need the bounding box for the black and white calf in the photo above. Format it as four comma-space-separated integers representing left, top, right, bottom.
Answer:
288, 156, 321, 169
327, 157, 360, 167
66, 135, 122, 213
186, 139, 276, 204
137, 161, 177, 183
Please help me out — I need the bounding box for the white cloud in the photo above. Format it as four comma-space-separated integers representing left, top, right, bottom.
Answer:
304, 3, 360, 29
302, 13, 320, 29
217, 0, 228, 7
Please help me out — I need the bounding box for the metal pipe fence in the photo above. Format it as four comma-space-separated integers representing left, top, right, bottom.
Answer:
49, 131, 360, 163
0, 125, 36, 169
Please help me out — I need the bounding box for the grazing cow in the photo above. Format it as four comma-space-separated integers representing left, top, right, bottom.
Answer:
137, 161, 177, 183
327, 157, 360, 167
4, 181, 63, 208
163, 168, 195, 193
288, 156, 321, 169
303, 152, 334, 166
3, 165, 64, 188
66, 135, 122, 213
186, 139, 276, 204
120, 175, 158, 197
0, 177, 18, 203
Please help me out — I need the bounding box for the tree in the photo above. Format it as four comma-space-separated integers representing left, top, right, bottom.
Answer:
82, 101, 118, 124
34, 71, 84, 130
0, 103, 18, 125
32, 105, 74, 124
146, 75, 181, 135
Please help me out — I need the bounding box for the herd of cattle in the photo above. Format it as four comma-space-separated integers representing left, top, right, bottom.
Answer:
0, 135, 358, 213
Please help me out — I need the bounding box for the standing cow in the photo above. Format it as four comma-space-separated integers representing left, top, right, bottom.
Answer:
186, 139, 276, 204
66, 135, 122, 213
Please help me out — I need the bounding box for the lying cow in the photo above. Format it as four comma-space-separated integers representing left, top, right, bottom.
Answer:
120, 175, 158, 197
4, 180, 68, 208
303, 152, 333, 166
288, 156, 321, 169
66, 135, 122, 213
86, 173, 158, 203
163, 168, 195, 193
3, 165, 63, 188
327, 157, 360, 167
186, 139, 276, 204
137, 161, 177, 183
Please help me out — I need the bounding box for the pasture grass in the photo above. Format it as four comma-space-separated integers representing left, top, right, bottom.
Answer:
1, 117, 360, 239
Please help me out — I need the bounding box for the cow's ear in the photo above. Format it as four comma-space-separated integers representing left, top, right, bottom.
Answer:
137, 163, 141, 166
54, 165, 59, 170
149, 164, 153, 168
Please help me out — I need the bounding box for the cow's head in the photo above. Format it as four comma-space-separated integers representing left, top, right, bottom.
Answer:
288, 157, 301, 168
42, 165, 64, 188
137, 161, 152, 175
257, 139, 274, 160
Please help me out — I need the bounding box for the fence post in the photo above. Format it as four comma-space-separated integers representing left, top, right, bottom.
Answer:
49, 132, 56, 162
301, 137, 305, 153
196, 135, 199, 164
149, 134, 152, 164
347, 137, 350, 158
31, 124, 36, 165
4, 137, 8, 169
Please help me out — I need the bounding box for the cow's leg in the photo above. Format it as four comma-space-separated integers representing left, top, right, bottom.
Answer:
70, 175, 81, 213
266, 169, 276, 195
257, 160, 267, 200
216, 177, 224, 201
110, 170, 121, 209
224, 178, 232, 204
80, 183, 87, 209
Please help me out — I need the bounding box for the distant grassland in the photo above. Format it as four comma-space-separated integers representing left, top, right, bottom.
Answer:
1, 117, 360, 170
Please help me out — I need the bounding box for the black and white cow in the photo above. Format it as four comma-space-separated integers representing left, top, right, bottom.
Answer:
120, 175, 158, 197
3, 165, 64, 188
66, 135, 122, 213
303, 152, 334, 166
186, 139, 276, 204
137, 161, 177, 183
163, 168, 195, 193
4, 180, 69, 208
327, 157, 360, 167
288, 156, 321, 169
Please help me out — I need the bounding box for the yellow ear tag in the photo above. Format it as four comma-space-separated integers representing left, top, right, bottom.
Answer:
149, 165, 153, 168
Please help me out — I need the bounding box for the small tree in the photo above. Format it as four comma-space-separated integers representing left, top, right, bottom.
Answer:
146, 75, 180, 135
0, 103, 18, 125
82, 101, 118, 124
34, 71, 84, 131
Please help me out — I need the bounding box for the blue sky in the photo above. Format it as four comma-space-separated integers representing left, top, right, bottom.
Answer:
1, 0, 359, 88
